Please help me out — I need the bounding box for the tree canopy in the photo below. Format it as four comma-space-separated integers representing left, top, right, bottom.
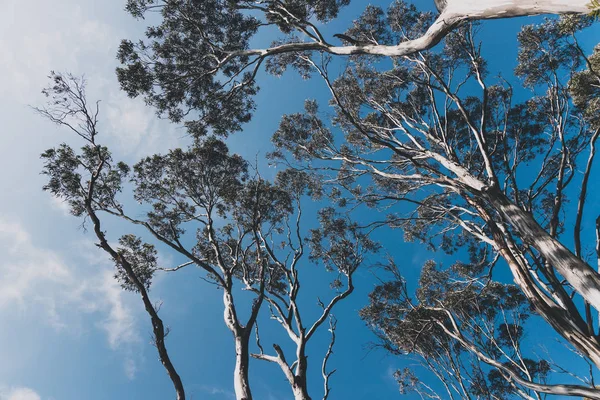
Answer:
34, 0, 600, 399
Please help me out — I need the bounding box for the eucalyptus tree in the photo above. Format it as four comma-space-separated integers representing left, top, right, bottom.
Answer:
112, 0, 600, 396
116, 0, 598, 137
248, 174, 379, 400
360, 259, 597, 399
35, 73, 186, 400
36, 72, 375, 400
115, 0, 600, 324
267, 11, 600, 399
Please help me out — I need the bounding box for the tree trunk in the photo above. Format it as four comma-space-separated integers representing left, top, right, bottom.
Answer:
291, 383, 311, 400
233, 332, 253, 400
221, 282, 253, 400
315, 0, 591, 58
484, 188, 600, 315
487, 219, 600, 369
291, 341, 311, 400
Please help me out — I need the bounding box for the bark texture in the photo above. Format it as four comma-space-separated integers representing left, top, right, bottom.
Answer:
485, 187, 600, 316
234, 333, 252, 400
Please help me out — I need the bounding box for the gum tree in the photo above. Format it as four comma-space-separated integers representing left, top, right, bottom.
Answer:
360, 259, 597, 398
267, 11, 600, 398
36, 72, 375, 400
35, 73, 186, 400
112, 1, 600, 396
116, 0, 596, 136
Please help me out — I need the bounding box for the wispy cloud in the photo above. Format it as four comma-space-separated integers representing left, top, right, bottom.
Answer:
199, 385, 235, 399
48, 196, 72, 217
97, 270, 139, 349
0, 0, 185, 162
124, 357, 138, 381
0, 217, 142, 378
0, 386, 41, 400
0, 1, 117, 103
0, 219, 71, 310
103, 89, 185, 158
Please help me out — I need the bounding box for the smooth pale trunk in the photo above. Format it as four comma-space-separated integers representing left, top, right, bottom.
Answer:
486, 190, 600, 315
322, 0, 591, 57
291, 363, 311, 400
291, 343, 311, 400
233, 333, 252, 400
489, 226, 600, 369
222, 288, 253, 400
245, 0, 590, 62
291, 385, 311, 400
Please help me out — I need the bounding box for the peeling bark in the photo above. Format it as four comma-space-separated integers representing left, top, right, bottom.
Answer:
472, 200, 600, 369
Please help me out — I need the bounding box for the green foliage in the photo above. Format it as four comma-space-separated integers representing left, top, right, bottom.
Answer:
570, 44, 600, 128
118, 0, 351, 137
115, 235, 158, 292
589, 0, 600, 20
307, 207, 379, 276
360, 261, 544, 399
41, 143, 129, 217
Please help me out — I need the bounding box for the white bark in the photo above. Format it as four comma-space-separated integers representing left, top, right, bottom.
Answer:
292, 385, 311, 400
487, 189, 600, 316
444, 0, 589, 18
292, 339, 311, 400
222, 287, 253, 400
230, 0, 591, 64
234, 334, 252, 400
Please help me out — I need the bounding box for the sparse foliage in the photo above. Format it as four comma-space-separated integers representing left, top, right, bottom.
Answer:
37, 72, 375, 400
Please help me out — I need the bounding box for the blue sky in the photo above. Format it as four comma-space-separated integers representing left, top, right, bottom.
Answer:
1, 1, 599, 400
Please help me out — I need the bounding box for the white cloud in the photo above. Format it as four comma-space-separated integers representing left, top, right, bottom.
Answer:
0, 217, 141, 378
48, 196, 72, 217
0, 0, 184, 165
0, 1, 118, 103
103, 91, 184, 158
0, 387, 41, 400
97, 270, 139, 350
124, 357, 138, 381
0, 220, 71, 310
199, 385, 235, 399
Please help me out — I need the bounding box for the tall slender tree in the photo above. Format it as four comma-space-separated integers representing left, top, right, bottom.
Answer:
36, 72, 375, 400
35, 73, 186, 400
